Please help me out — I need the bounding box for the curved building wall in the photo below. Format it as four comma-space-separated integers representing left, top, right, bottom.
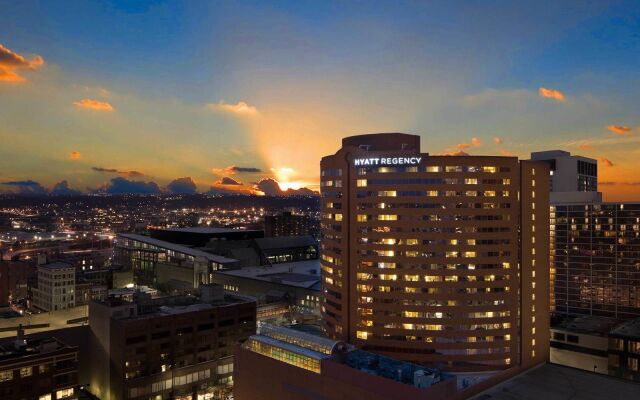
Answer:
320, 133, 549, 372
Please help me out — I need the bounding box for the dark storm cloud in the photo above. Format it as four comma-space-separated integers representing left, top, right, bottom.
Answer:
1, 180, 47, 194
92, 167, 145, 177
229, 166, 262, 173
167, 177, 197, 194
105, 177, 160, 194
50, 180, 81, 196
216, 177, 242, 185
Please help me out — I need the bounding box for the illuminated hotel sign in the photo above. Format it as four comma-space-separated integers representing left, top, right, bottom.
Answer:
353, 156, 422, 166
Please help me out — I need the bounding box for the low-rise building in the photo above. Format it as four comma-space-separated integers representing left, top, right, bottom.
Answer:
210, 259, 321, 319
0, 327, 79, 400
114, 233, 239, 287
32, 262, 76, 312
234, 324, 456, 400
608, 317, 640, 381
0, 260, 34, 306
88, 284, 256, 400
549, 315, 620, 374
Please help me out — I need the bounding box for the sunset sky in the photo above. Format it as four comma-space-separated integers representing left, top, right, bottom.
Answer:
1, 1, 640, 200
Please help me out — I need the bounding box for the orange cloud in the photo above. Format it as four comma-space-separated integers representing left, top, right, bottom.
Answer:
456, 143, 471, 150
494, 137, 503, 144
69, 151, 81, 160
437, 150, 470, 156
538, 87, 566, 102
73, 98, 114, 112
577, 143, 592, 150
598, 157, 614, 167
471, 137, 481, 146
0, 43, 44, 84
606, 125, 632, 135
207, 101, 258, 116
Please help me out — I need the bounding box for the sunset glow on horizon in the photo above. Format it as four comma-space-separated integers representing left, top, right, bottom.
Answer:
1, 1, 640, 200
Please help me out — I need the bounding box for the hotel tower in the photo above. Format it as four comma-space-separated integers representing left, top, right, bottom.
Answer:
320, 133, 549, 372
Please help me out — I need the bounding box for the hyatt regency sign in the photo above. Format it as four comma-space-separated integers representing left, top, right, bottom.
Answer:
353, 156, 422, 166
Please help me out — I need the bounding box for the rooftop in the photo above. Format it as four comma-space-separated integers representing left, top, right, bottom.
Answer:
344, 349, 445, 387
218, 259, 320, 289
551, 315, 622, 337
609, 317, 640, 339
254, 235, 317, 250
245, 324, 450, 389
471, 363, 640, 400
39, 261, 74, 270
0, 335, 71, 363
97, 285, 255, 320
117, 232, 238, 264
153, 227, 260, 234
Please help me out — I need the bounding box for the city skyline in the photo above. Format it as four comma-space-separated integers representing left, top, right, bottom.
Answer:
2, 1, 640, 200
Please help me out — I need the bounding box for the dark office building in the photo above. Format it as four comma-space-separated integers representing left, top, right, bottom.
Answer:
608, 318, 640, 381
88, 284, 256, 400
265, 211, 312, 237
0, 328, 79, 400
551, 203, 640, 319
149, 227, 263, 247
0, 260, 34, 306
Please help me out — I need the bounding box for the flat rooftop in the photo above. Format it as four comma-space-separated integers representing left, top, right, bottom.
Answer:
153, 227, 261, 234
218, 259, 320, 289
39, 261, 74, 270
551, 315, 622, 337
97, 292, 255, 321
610, 317, 640, 339
0, 337, 70, 362
117, 233, 238, 264
471, 363, 640, 400
343, 349, 447, 387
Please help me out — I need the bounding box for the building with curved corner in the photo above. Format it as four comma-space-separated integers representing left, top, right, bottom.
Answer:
320, 133, 549, 372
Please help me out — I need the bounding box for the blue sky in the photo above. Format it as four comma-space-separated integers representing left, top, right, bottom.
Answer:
1, 0, 639, 199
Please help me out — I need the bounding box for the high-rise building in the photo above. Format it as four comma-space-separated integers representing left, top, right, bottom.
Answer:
32, 262, 76, 312
320, 133, 549, 372
87, 284, 256, 400
265, 211, 312, 237
530, 151, 640, 320
531, 150, 602, 203
550, 203, 640, 319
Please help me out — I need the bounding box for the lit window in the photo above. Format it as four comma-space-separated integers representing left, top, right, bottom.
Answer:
334, 213, 343, 221
357, 214, 367, 222
38, 395, 52, 400
356, 331, 369, 340
357, 179, 367, 187
19, 367, 32, 378
483, 166, 497, 173
56, 388, 74, 399
0, 370, 12, 382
